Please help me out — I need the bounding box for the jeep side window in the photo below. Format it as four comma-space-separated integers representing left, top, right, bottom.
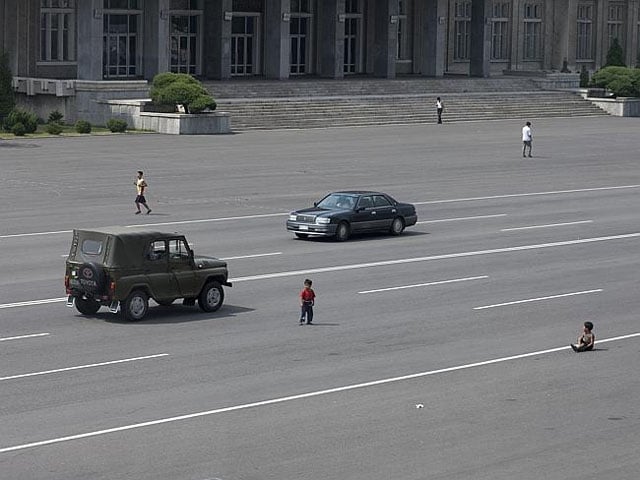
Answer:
147, 240, 167, 261
169, 239, 190, 260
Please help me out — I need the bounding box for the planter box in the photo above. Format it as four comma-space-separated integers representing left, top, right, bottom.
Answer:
101, 99, 231, 134
582, 94, 640, 116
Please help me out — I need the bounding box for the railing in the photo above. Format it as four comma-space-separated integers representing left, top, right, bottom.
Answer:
12, 77, 76, 97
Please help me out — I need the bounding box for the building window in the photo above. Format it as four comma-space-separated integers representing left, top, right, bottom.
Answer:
523, 3, 542, 60
396, 0, 412, 61
290, 0, 314, 75
103, 1, 142, 78
491, 2, 510, 60
453, 1, 471, 61
40, 0, 76, 62
607, 2, 625, 49
170, 0, 202, 74
576, 3, 593, 61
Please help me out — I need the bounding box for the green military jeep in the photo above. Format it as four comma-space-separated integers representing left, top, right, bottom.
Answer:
65, 227, 232, 321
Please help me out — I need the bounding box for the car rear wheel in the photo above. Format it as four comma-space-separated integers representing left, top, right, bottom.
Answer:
122, 290, 149, 321
294, 233, 309, 239
198, 281, 224, 312
335, 222, 350, 242
389, 217, 405, 236
75, 296, 101, 315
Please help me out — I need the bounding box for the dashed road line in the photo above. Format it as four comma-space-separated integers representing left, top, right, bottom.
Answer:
417, 214, 506, 224
500, 220, 593, 232
0, 333, 50, 342
474, 289, 602, 310
359, 276, 488, 294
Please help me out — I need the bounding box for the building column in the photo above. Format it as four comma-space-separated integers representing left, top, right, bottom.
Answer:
317, 0, 344, 78
594, 0, 606, 69
626, 0, 639, 67
264, 0, 290, 79
143, 0, 170, 81
203, 0, 231, 80
77, 0, 105, 80
469, 0, 491, 77
415, 0, 446, 76
372, 0, 398, 78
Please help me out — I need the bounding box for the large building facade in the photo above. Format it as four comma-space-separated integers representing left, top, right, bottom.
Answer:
1, 0, 639, 82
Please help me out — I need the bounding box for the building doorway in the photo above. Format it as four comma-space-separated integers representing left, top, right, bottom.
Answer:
169, 2, 203, 75
102, 1, 142, 78
231, 14, 261, 76
290, 0, 315, 75
343, 0, 363, 74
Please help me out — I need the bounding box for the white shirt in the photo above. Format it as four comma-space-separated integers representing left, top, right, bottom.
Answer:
522, 125, 532, 142
436, 100, 443, 110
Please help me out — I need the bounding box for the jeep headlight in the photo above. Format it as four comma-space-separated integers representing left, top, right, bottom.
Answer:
316, 217, 331, 224
289, 214, 297, 221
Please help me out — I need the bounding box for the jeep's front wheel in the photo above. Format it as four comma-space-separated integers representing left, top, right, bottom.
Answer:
75, 296, 101, 315
198, 281, 224, 312
122, 290, 149, 321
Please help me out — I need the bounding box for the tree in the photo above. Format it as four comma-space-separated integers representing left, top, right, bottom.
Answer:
0, 51, 15, 120
149, 72, 216, 113
605, 38, 625, 67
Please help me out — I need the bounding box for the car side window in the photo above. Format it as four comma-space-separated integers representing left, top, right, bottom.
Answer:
373, 195, 392, 207
358, 196, 373, 209
147, 240, 167, 261
169, 239, 191, 261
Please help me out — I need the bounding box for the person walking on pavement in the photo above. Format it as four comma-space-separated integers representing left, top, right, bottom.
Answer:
436, 97, 444, 124
522, 121, 533, 157
134, 170, 152, 214
299, 278, 316, 325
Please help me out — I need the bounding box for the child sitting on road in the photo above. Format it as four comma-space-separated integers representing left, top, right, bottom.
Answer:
571, 321, 595, 352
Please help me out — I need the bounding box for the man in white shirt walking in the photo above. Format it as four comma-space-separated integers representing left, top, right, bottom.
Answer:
522, 121, 532, 158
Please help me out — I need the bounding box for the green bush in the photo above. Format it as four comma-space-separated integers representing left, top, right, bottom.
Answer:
605, 38, 625, 67
106, 118, 128, 133
0, 51, 14, 120
46, 122, 63, 135
5, 108, 38, 133
590, 66, 640, 97
11, 122, 26, 136
149, 72, 216, 113
48, 110, 64, 124
75, 120, 92, 134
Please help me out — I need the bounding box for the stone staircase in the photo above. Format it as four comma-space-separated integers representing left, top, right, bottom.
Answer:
203, 76, 608, 131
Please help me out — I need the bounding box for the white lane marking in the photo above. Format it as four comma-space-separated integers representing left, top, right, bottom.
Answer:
417, 214, 506, 224
501, 220, 593, 232
230, 232, 640, 282
0, 353, 169, 382
474, 289, 603, 310
0, 230, 72, 239
220, 252, 282, 260
2, 332, 638, 454
0, 333, 50, 342
126, 212, 288, 228
4, 184, 638, 239
5, 231, 640, 310
0, 298, 67, 309
359, 276, 488, 294
413, 184, 640, 205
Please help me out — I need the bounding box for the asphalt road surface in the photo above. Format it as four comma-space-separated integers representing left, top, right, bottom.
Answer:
1, 116, 640, 480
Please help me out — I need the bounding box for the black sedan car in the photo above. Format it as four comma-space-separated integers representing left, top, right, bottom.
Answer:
286, 191, 418, 241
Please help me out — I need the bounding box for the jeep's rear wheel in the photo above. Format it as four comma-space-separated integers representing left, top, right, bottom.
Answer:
198, 281, 224, 312
122, 290, 149, 321
75, 296, 101, 315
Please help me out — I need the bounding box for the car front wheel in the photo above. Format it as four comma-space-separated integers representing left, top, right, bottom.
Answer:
122, 290, 149, 321
198, 281, 224, 312
75, 296, 101, 315
335, 222, 350, 242
389, 217, 405, 236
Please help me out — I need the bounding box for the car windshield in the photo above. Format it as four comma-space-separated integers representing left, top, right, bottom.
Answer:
316, 194, 358, 210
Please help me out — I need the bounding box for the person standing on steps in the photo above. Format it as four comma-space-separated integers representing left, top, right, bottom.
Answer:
134, 170, 152, 215
522, 121, 533, 157
436, 97, 444, 124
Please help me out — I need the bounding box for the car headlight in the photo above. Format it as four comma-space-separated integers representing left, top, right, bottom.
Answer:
289, 214, 297, 221
316, 217, 331, 224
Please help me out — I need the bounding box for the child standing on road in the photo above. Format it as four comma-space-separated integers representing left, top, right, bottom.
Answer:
299, 278, 316, 325
134, 170, 152, 215
571, 321, 595, 352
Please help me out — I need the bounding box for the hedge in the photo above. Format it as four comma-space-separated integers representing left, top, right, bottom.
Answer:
590, 66, 640, 97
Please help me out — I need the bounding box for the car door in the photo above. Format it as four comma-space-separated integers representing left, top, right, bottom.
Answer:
144, 239, 179, 299
352, 195, 377, 232
372, 194, 396, 230
168, 238, 199, 297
